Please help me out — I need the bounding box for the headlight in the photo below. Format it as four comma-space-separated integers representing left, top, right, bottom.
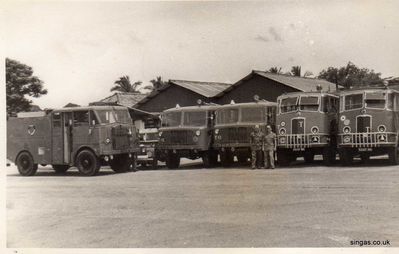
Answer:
193, 136, 199, 142
105, 138, 111, 144
147, 151, 153, 157
158, 131, 163, 137
311, 126, 319, 134
280, 121, 286, 127
343, 135, 351, 143
195, 130, 201, 136
378, 125, 386, 132
141, 148, 146, 153
279, 128, 286, 135
279, 137, 286, 144
214, 129, 219, 134
343, 126, 351, 134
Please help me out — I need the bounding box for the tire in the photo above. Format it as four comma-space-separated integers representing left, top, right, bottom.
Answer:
16, 151, 38, 176
360, 154, 370, 164
166, 152, 180, 169
388, 146, 399, 165
339, 148, 353, 166
322, 147, 336, 166
237, 154, 248, 164
277, 149, 291, 167
151, 158, 158, 170
304, 151, 314, 164
76, 150, 100, 176
220, 150, 233, 167
202, 151, 218, 168
52, 165, 70, 174
110, 154, 134, 173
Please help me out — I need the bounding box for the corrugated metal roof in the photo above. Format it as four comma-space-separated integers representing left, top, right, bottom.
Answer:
169, 80, 232, 98
253, 70, 337, 92
98, 92, 147, 107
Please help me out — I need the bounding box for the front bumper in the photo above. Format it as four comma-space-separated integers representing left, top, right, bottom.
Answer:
277, 134, 329, 149
338, 132, 398, 148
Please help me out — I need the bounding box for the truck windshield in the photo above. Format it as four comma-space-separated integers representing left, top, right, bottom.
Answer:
241, 107, 265, 123
183, 111, 206, 126
162, 112, 181, 127
299, 96, 320, 111
95, 109, 131, 124
365, 92, 386, 109
114, 109, 132, 124
344, 94, 363, 111
216, 108, 239, 124
280, 97, 298, 113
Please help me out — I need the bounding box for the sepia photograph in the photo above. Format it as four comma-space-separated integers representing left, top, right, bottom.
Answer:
2, 0, 399, 252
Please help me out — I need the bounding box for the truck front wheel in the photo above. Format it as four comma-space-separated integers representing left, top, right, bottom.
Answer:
76, 150, 100, 176
388, 146, 399, 165
166, 152, 180, 169
110, 154, 135, 173
16, 151, 38, 176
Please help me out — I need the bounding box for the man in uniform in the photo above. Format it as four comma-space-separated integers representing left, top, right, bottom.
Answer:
250, 125, 265, 169
264, 125, 276, 169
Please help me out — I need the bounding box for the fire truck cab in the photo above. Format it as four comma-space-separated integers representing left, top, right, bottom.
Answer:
157, 102, 219, 169
276, 91, 339, 165
213, 98, 277, 167
338, 87, 399, 165
7, 106, 139, 176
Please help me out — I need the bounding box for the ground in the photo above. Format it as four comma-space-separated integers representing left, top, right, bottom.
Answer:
6, 158, 399, 248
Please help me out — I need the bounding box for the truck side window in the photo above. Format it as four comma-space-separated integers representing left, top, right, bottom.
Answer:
89, 110, 99, 125
74, 111, 89, 126
53, 112, 61, 127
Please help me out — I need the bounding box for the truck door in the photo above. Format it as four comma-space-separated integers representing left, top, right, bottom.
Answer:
51, 112, 64, 164
63, 112, 73, 163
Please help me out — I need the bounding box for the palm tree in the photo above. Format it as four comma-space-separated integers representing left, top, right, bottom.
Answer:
291, 66, 301, 77
268, 67, 282, 74
111, 76, 152, 93
150, 76, 166, 91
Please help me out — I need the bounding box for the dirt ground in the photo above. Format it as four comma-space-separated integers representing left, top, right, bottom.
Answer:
6, 158, 399, 248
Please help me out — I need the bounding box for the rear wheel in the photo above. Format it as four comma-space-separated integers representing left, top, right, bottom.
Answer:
76, 150, 100, 176
52, 165, 70, 174
220, 150, 233, 167
16, 151, 38, 176
166, 152, 180, 169
388, 146, 399, 165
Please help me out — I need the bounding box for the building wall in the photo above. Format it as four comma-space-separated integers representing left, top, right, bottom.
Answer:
216, 75, 299, 104
137, 85, 212, 113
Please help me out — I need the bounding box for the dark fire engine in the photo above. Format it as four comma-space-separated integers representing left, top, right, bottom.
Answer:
213, 98, 277, 167
338, 86, 399, 165
7, 106, 139, 176
276, 91, 339, 165
157, 102, 219, 169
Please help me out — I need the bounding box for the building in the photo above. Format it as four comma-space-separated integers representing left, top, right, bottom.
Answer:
135, 80, 232, 113
215, 70, 337, 104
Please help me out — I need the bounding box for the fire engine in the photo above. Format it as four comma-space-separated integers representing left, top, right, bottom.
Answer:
7, 106, 139, 176
157, 101, 219, 169
338, 86, 399, 165
213, 97, 277, 167
276, 91, 339, 165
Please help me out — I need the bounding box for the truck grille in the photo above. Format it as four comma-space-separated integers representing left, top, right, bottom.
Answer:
339, 132, 397, 148
112, 126, 130, 150
220, 127, 251, 143
292, 118, 305, 134
165, 130, 195, 145
357, 116, 371, 132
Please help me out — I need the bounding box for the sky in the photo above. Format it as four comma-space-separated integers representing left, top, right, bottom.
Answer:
4, 0, 399, 109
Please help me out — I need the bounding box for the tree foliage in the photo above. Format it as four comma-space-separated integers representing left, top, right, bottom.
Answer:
291, 66, 301, 77
6, 58, 47, 115
150, 76, 166, 91
318, 62, 382, 89
268, 67, 282, 74
111, 76, 144, 93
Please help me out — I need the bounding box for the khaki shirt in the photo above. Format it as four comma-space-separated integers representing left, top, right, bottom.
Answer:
250, 131, 265, 150
264, 132, 276, 151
